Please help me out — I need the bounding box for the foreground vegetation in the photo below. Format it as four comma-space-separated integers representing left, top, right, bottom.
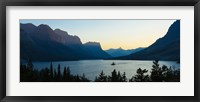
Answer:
20, 60, 180, 82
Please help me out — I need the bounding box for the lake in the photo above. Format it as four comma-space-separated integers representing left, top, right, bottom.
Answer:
32, 60, 180, 81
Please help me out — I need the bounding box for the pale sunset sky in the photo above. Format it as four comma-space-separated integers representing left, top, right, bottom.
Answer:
20, 19, 176, 50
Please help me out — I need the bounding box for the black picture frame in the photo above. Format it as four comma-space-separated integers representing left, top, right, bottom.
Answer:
0, 0, 199, 102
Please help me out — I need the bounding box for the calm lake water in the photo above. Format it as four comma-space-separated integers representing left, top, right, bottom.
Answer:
32, 60, 180, 81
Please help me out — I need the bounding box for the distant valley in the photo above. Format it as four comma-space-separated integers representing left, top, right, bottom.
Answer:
105, 47, 145, 57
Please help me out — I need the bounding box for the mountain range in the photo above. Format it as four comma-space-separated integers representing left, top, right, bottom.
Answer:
20, 23, 111, 61
115, 20, 180, 61
20, 20, 180, 62
105, 47, 145, 57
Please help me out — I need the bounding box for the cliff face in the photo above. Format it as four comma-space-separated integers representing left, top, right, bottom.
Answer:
54, 29, 82, 46
20, 23, 111, 61
83, 42, 111, 59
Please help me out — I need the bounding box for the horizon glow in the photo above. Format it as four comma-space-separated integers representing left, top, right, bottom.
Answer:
20, 19, 176, 50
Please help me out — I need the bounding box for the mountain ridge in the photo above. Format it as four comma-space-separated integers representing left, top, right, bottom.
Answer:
105, 47, 145, 57
115, 20, 180, 61
20, 20, 179, 62
20, 23, 111, 61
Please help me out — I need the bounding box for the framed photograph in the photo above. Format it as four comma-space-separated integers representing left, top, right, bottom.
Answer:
0, 0, 199, 102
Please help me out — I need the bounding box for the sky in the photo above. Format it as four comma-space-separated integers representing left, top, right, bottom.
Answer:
20, 19, 176, 50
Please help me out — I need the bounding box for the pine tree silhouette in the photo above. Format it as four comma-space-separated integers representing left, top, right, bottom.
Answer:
50, 62, 53, 80
54, 69, 57, 81
95, 70, 107, 82
111, 69, 118, 82
117, 71, 122, 81
63, 66, 67, 81
122, 72, 127, 82
130, 68, 150, 82
27, 58, 34, 70
57, 64, 61, 81
66, 66, 71, 80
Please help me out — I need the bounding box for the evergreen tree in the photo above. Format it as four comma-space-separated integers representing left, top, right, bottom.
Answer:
82, 73, 86, 79
27, 58, 34, 70
40, 67, 50, 81
164, 66, 180, 82
95, 70, 108, 82
63, 66, 67, 81
111, 69, 118, 82
81, 73, 89, 81
130, 68, 150, 82
150, 60, 177, 82
150, 60, 163, 82
20, 59, 180, 82
50, 62, 53, 80
122, 72, 127, 82
75, 75, 80, 82
54, 69, 57, 81
57, 64, 61, 81
117, 71, 122, 81
66, 66, 71, 80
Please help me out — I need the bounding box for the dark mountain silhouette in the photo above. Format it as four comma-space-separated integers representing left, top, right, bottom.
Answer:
20, 23, 37, 33
83, 42, 111, 59
105, 47, 145, 57
20, 23, 111, 61
116, 20, 180, 61
54, 29, 82, 46
20, 25, 78, 61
